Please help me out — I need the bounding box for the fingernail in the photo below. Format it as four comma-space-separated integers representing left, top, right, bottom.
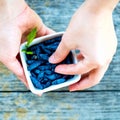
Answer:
49, 54, 55, 63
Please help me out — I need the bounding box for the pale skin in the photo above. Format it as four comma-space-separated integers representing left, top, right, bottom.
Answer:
49, 0, 119, 91
0, 0, 54, 87
0, 0, 119, 92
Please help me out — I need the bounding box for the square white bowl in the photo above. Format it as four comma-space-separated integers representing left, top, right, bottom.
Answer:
20, 32, 81, 95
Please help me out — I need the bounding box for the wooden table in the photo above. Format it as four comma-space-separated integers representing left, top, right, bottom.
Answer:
0, 0, 120, 119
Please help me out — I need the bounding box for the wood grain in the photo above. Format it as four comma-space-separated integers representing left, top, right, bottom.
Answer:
0, 92, 120, 120
0, 1, 120, 119
0, 0, 120, 91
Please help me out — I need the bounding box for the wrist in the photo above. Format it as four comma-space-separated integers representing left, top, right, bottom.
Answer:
0, 0, 27, 23
83, 0, 119, 14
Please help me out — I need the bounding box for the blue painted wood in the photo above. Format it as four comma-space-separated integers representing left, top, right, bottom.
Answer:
0, 92, 120, 120
0, 0, 120, 91
0, 1, 120, 119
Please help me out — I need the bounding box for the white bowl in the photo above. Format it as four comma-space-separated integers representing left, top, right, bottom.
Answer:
20, 32, 81, 95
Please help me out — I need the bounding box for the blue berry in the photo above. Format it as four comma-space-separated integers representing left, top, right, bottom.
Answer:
40, 78, 48, 84
45, 70, 53, 75
39, 54, 49, 61
34, 69, 41, 74
27, 60, 34, 65
30, 76, 43, 89
52, 78, 66, 85
38, 65, 51, 71
46, 74, 57, 81
37, 72, 45, 80
28, 61, 43, 71
43, 81, 51, 88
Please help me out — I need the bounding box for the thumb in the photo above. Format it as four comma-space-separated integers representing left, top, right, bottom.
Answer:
49, 41, 70, 64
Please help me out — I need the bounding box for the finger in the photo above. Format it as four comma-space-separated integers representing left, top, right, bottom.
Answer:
55, 59, 96, 75
69, 64, 109, 91
43, 25, 55, 35
49, 41, 70, 64
37, 24, 55, 37
4, 58, 29, 88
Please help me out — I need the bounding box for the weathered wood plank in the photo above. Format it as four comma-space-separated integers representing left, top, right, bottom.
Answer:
0, 63, 27, 91
0, 0, 120, 91
26, 0, 84, 31
0, 1, 120, 119
0, 92, 120, 120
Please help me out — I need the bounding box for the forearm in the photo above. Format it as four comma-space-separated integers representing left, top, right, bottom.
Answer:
84, 0, 119, 13
0, 0, 27, 23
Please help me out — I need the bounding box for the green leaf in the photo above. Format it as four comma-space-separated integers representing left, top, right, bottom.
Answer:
26, 51, 34, 55
26, 28, 37, 47
22, 49, 33, 55
22, 28, 37, 54
22, 49, 27, 53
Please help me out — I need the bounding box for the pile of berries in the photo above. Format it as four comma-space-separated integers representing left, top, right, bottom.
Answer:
26, 36, 73, 89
